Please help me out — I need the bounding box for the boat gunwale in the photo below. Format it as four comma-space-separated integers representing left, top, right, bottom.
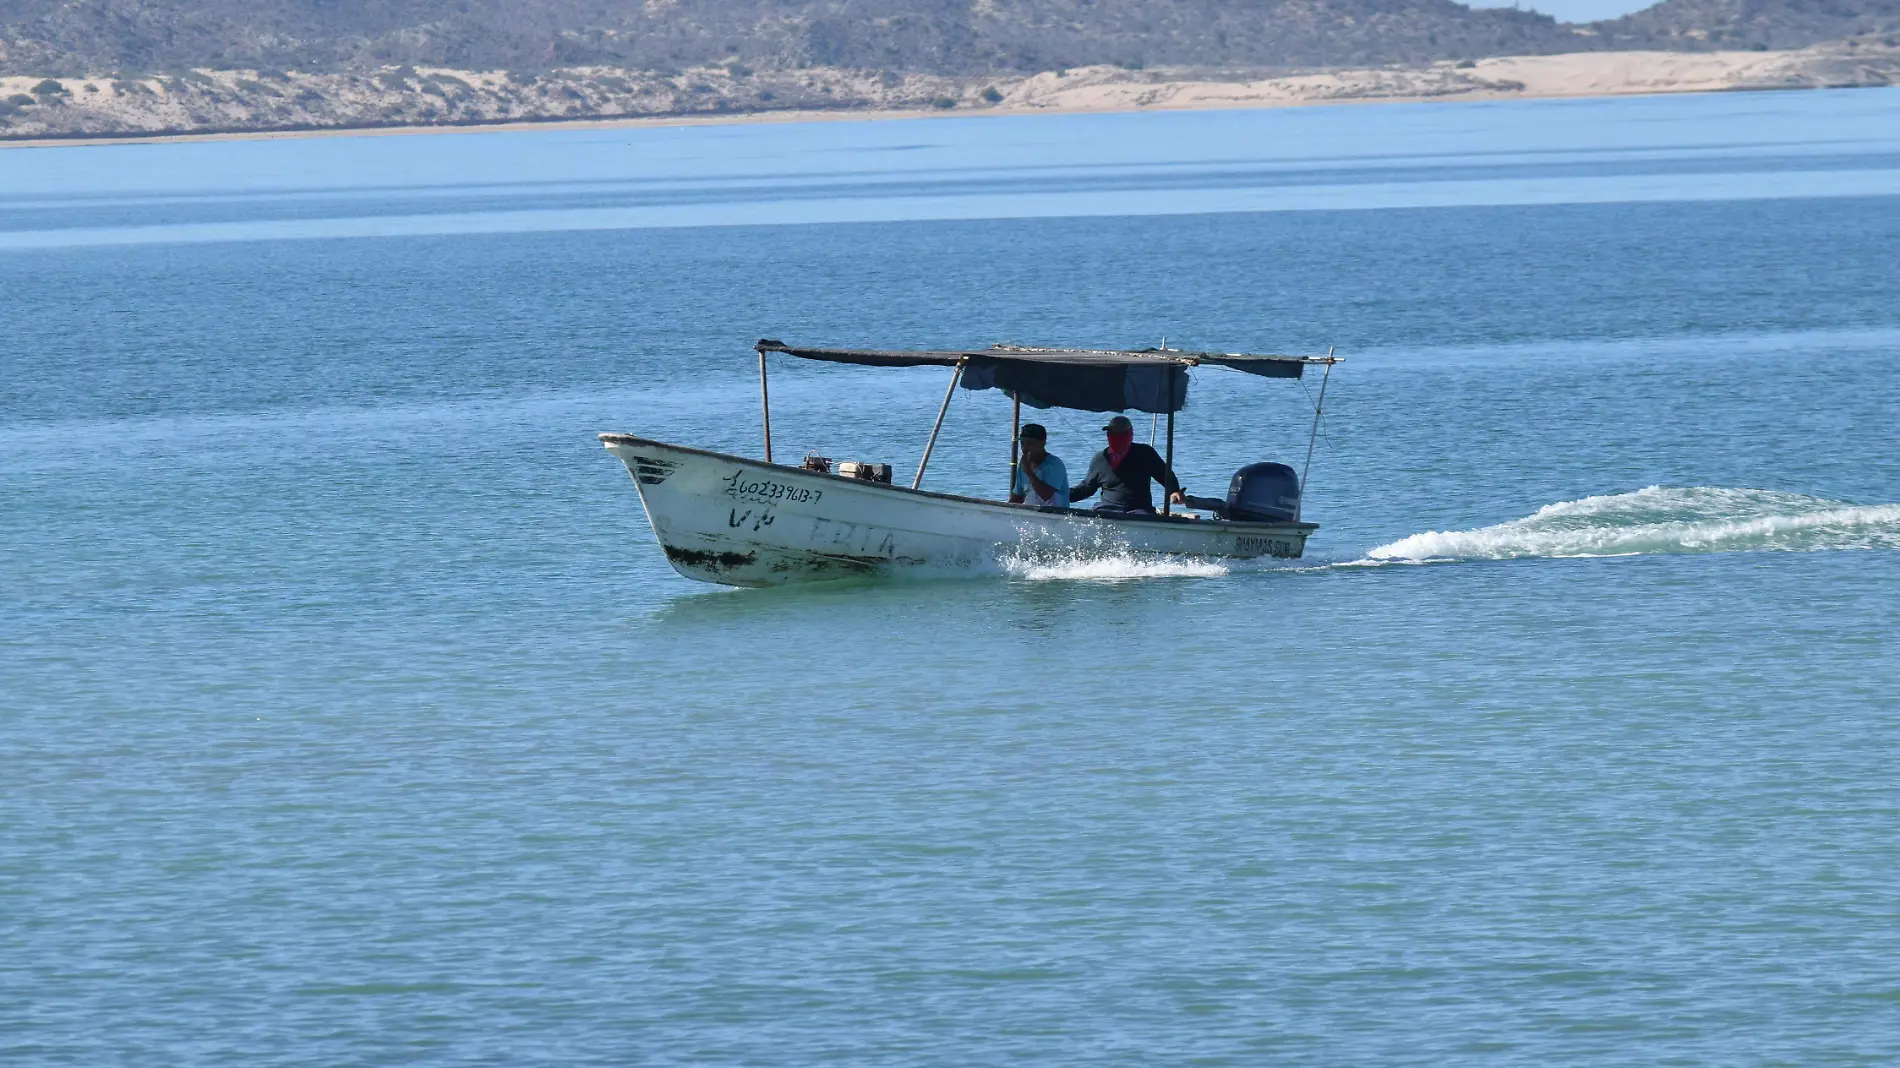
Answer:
599, 431, 1318, 534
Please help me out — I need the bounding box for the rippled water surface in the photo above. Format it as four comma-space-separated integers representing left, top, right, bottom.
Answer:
5, 90, 1900, 1065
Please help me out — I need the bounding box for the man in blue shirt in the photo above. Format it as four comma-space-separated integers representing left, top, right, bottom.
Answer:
1009, 423, 1070, 508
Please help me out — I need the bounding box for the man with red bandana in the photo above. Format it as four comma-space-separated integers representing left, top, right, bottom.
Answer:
1069, 414, 1187, 514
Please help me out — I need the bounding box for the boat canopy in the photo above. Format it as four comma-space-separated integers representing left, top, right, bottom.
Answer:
755, 339, 1335, 415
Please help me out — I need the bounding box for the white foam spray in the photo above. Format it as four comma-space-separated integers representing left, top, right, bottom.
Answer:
1365, 486, 1900, 563
998, 521, 1230, 582
1003, 553, 1231, 582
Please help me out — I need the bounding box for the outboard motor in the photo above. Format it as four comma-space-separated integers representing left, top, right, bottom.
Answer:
1226, 462, 1301, 522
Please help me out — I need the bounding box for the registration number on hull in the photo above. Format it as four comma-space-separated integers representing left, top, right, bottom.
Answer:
1235, 535, 1300, 558
724, 470, 823, 506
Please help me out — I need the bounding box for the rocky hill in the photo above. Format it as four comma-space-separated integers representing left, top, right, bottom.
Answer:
0, 0, 1609, 78
1596, 0, 1900, 50
3, 0, 1897, 139
8, 0, 1899, 80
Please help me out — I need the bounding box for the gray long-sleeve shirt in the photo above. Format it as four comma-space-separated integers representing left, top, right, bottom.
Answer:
1070, 444, 1181, 512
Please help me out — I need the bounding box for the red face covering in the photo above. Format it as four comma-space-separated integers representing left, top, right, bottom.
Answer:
1105, 430, 1134, 467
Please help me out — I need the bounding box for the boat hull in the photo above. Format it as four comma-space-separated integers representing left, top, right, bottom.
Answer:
601, 433, 1316, 587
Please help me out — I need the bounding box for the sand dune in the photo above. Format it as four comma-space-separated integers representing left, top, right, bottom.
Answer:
994, 42, 1898, 111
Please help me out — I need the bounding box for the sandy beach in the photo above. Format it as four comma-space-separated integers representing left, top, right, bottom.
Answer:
3, 38, 1896, 148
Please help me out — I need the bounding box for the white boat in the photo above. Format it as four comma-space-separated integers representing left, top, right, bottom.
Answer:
602, 339, 1338, 587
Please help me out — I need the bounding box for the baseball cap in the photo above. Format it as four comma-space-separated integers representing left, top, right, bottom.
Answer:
1101, 415, 1134, 433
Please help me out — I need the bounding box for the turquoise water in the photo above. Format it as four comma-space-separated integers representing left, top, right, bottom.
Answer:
5, 90, 1900, 1063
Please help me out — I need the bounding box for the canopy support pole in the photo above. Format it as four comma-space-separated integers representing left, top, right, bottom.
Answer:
758, 349, 774, 464
1297, 347, 1335, 521
914, 359, 965, 490
1163, 366, 1177, 516
1009, 393, 1021, 498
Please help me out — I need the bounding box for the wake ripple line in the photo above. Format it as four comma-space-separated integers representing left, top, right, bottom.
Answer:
1365, 486, 1900, 562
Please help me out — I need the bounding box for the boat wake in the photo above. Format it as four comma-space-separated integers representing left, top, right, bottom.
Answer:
998, 524, 1231, 582
898, 487, 1896, 587
1001, 551, 1231, 582
1363, 486, 1900, 563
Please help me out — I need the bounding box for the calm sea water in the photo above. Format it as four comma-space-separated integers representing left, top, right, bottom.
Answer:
5, 90, 1900, 1064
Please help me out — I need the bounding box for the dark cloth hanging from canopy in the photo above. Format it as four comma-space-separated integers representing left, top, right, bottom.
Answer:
956, 357, 1186, 414
754, 339, 1315, 415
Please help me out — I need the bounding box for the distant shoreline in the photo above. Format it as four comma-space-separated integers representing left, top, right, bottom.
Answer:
4, 43, 1896, 149
13, 103, 984, 148
0, 85, 1833, 151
